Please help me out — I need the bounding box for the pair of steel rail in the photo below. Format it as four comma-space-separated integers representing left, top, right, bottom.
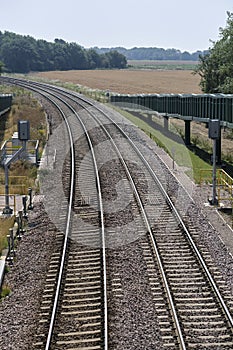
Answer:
1, 76, 233, 349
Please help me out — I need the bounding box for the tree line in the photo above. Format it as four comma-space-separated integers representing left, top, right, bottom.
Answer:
196, 12, 233, 94
0, 32, 127, 73
1, 11, 233, 95
94, 46, 208, 61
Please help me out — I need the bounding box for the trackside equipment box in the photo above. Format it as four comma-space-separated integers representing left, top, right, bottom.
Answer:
208, 119, 220, 139
18, 120, 30, 141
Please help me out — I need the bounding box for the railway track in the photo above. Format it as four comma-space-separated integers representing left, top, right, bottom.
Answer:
1, 76, 233, 349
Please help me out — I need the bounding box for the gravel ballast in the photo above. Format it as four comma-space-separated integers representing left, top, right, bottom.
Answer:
0, 198, 57, 350
0, 100, 233, 349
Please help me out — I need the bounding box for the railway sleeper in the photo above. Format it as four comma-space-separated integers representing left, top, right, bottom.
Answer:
55, 338, 102, 346
61, 303, 101, 310
186, 328, 232, 335
61, 309, 101, 316
66, 269, 101, 276
57, 330, 101, 337
187, 341, 233, 348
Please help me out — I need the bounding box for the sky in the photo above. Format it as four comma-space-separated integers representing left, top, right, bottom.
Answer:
0, 0, 232, 52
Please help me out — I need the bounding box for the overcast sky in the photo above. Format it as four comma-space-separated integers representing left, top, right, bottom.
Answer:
0, 0, 232, 52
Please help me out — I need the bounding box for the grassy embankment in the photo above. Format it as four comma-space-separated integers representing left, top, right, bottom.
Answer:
111, 106, 212, 183
0, 84, 47, 255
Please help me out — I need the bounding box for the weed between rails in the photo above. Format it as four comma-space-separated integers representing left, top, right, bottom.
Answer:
0, 285, 11, 300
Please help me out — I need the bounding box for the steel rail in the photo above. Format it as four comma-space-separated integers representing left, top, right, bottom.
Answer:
38, 97, 75, 350
29, 80, 232, 347
39, 85, 108, 350
45, 125, 74, 350
59, 89, 233, 338
104, 111, 233, 329
35, 94, 75, 350
1, 76, 75, 347
11, 79, 108, 349
88, 116, 187, 349
17, 77, 233, 330
3, 77, 233, 343
69, 100, 186, 349
44, 82, 233, 335
15, 78, 185, 348
2, 81, 76, 349
63, 99, 108, 350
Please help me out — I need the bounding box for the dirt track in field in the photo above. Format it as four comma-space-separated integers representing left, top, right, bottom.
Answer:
32, 69, 202, 94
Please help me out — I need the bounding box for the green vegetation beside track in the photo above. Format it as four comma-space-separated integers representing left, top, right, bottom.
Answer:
0, 84, 47, 255
111, 106, 212, 183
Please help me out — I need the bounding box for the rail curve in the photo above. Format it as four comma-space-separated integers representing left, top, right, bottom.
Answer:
1, 76, 233, 349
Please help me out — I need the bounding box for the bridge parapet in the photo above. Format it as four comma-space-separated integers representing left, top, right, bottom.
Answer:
110, 93, 233, 129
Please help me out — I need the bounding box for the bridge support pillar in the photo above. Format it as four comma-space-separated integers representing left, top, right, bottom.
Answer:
164, 115, 169, 131
148, 114, 152, 122
184, 120, 191, 145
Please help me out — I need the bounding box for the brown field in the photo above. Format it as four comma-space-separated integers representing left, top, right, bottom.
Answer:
32, 69, 233, 164
32, 69, 202, 94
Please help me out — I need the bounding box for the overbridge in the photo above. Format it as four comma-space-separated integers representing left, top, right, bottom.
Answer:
110, 93, 233, 164
0, 94, 13, 116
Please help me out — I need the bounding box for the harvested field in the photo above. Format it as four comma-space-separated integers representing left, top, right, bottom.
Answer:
32, 69, 202, 94
31, 69, 232, 163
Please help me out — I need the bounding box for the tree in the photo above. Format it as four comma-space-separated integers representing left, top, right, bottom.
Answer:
86, 48, 101, 69
103, 50, 127, 68
196, 12, 233, 93
0, 33, 38, 73
0, 31, 127, 72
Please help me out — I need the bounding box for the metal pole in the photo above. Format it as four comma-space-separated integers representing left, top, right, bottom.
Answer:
14, 195, 16, 215
6, 234, 13, 265
28, 187, 33, 210
4, 164, 9, 208
212, 138, 218, 205
22, 196, 27, 218
9, 228, 15, 256
19, 210, 25, 234
2, 140, 27, 214
3, 164, 13, 214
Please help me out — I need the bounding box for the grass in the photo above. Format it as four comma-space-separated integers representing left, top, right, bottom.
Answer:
0, 84, 47, 145
172, 120, 233, 167
0, 160, 38, 195
0, 217, 15, 255
1, 284, 11, 299
0, 86, 47, 196
111, 106, 212, 183
0, 85, 46, 255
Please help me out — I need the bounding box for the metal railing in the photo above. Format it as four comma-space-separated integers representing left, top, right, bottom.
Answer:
0, 139, 39, 165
